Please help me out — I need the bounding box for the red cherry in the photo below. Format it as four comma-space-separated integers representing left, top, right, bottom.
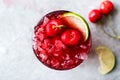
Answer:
46, 19, 64, 37
88, 9, 103, 23
61, 29, 82, 45
100, 0, 114, 15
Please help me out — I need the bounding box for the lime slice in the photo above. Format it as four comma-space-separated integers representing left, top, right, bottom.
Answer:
59, 12, 90, 41
96, 46, 115, 74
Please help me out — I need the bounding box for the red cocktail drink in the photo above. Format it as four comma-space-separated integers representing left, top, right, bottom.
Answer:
33, 10, 92, 70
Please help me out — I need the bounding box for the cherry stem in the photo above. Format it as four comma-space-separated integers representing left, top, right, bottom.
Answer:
98, 14, 120, 41
108, 14, 118, 36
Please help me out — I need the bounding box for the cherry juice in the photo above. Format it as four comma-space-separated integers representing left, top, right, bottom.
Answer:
33, 10, 92, 70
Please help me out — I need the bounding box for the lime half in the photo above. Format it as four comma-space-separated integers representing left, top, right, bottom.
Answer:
96, 46, 116, 74
59, 12, 90, 41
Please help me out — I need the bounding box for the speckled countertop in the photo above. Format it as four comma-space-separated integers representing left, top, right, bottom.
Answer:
0, 0, 120, 80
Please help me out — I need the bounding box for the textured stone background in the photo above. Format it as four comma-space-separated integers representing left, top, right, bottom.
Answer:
0, 0, 120, 80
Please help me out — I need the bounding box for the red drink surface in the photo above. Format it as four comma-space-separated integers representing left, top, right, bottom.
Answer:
33, 10, 92, 70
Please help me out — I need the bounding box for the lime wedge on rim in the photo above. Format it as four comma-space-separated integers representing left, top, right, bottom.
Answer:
96, 46, 116, 74
59, 12, 90, 41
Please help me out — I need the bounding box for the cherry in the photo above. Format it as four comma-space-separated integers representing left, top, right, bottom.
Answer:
88, 9, 103, 23
45, 19, 64, 37
100, 0, 114, 15
61, 29, 82, 45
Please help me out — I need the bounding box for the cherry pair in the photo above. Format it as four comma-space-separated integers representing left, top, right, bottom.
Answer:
88, 0, 114, 23
46, 19, 82, 46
